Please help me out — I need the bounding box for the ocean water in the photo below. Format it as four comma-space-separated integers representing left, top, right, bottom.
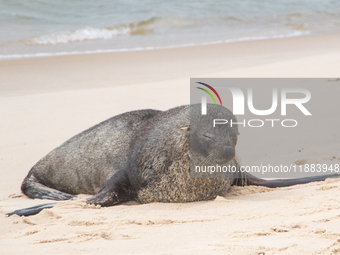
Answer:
1, 0, 340, 60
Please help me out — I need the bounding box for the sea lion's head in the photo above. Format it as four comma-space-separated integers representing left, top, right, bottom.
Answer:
186, 104, 238, 167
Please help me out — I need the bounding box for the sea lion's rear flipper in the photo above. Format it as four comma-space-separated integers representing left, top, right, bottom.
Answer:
6, 202, 57, 217
237, 172, 340, 188
8, 175, 75, 217
21, 174, 74, 200
87, 170, 134, 207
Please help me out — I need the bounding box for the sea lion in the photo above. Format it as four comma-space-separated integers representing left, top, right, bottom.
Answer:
7, 104, 338, 216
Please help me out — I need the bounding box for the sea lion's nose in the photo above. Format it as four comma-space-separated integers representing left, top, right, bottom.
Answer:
224, 146, 235, 161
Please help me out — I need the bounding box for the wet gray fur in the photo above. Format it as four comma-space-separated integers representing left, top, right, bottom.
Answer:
21, 104, 240, 206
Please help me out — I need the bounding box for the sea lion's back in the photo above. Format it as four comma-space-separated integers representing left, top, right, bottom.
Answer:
24, 109, 161, 195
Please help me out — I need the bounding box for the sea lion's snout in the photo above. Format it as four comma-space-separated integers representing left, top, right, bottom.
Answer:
224, 146, 235, 161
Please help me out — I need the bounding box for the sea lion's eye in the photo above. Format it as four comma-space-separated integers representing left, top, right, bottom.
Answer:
202, 134, 214, 140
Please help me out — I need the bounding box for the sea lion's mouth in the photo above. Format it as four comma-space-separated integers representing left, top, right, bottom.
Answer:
192, 144, 237, 166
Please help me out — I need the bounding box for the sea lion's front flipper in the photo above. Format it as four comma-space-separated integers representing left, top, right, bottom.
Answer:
86, 170, 134, 207
6, 202, 57, 217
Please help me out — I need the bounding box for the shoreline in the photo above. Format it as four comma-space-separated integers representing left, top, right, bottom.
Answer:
0, 30, 311, 61
1, 32, 340, 97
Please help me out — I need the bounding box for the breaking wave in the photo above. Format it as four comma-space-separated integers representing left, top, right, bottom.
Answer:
25, 17, 158, 45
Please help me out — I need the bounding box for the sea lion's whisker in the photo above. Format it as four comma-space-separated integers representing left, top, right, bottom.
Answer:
198, 154, 214, 166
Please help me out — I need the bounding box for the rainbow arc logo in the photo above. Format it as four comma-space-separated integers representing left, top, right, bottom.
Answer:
196, 82, 222, 115
196, 82, 223, 106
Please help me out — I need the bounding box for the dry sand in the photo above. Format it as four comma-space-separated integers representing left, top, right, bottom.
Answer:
1, 33, 340, 254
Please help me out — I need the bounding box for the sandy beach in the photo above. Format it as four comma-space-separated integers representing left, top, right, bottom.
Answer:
1, 33, 340, 254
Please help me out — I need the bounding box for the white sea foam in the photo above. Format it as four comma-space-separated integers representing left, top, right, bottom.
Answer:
0, 31, 311, 60
28, 27, 131, 45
